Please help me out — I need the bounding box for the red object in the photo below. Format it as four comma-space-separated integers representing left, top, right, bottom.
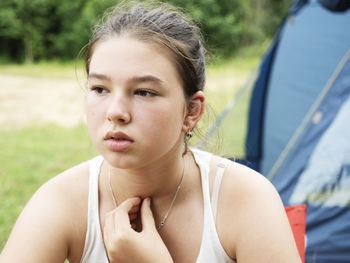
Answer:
285, 204, 307, 263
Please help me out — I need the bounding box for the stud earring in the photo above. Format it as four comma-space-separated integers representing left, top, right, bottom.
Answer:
185, 131, 193, 138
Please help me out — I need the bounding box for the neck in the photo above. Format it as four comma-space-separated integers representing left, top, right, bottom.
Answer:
103, 148, 199, 230
106, 150, 188, 203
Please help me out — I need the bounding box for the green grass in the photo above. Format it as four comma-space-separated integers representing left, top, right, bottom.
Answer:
0, 50, 261, 254
0, 124, 98, 249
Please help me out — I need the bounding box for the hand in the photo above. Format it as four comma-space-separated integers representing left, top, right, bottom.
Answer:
103, 197, 173, 263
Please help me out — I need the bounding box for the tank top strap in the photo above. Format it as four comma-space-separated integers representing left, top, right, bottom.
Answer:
88, 156, 104, 217
80, 156, 109, 263
190, 148, 212, 208
191, 149, 236, 263
211, 158, 230, 222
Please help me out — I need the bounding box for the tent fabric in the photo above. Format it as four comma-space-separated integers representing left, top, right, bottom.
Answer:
244, 41, 277, 172
318, 0, 350, 12
275, 55, 350, 201
273, 58, 350, 263
261, 4, 350, 177
244, 1, 350, 262
244, 0, 308, 172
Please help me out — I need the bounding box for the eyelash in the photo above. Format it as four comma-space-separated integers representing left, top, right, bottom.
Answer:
90, 86, 109, 94
89, 86, 157, 97
134, 89, 157, 97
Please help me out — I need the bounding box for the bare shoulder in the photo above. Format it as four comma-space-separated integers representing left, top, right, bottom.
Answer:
213, 156, 284, 229
34, 160, 90, 217
210, 155, 279, 205
222, 158, 279, 202
1, 160, 91, 263
212, 155, 301, 263
46, 160, 91, 202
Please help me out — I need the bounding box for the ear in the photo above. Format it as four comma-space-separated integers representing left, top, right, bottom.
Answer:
182, 91, 205, 133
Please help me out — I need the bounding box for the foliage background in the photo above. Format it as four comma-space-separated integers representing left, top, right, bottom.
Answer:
0, 0, 292, 62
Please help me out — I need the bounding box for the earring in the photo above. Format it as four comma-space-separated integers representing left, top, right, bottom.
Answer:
185, 131, 193, 138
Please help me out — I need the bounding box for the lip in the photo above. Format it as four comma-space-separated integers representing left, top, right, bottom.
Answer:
104, 131, 134, 151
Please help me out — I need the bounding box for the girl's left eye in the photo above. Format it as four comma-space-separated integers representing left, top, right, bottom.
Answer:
135, 89, 156, 97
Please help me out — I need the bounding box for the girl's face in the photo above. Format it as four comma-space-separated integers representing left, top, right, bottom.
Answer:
86, 37, 191, 169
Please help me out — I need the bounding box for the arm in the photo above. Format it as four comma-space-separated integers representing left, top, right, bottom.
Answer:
1, 175, 79, 262
219, 162, 302, 263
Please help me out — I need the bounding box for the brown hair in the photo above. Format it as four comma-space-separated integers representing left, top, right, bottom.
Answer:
84, 0, 206, 100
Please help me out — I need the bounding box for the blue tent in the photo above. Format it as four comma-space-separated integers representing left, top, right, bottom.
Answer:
245, 0, 350, 262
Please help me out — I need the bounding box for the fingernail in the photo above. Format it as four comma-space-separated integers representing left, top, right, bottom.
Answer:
146, 197, 151, 206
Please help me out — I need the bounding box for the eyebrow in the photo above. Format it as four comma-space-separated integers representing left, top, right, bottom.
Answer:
88, 73, 112, 82
88, 73, 165, 86
128, 75, 165, 86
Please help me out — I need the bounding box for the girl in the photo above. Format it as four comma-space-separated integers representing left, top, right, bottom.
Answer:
0, 2, 301, 262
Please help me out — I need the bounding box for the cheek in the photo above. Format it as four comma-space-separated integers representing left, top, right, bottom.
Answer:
86, 95, 106, 119
85, 97, 106, 136
135, 102, 184, 135
86, 112, 99, 144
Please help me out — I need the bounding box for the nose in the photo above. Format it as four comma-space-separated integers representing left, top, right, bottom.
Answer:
106, 94, 131, 124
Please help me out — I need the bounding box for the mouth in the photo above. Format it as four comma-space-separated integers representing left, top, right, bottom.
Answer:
104, 131, 133, 141
104, 131, 134, 151
110, 137, 131, 141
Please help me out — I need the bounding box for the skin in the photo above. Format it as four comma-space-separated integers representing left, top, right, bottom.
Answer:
0, 37, 302, 263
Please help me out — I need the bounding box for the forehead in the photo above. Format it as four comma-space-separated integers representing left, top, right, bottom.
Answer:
89, 37, 182, 86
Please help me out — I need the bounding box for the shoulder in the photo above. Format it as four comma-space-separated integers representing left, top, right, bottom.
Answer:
47, 159, 91, 195
206, 152, 278, 204
36, 160, 91, 214
1, 159, 93, 262
211, 155, 282, 224
222, 158, 279, 201
213, 156, 301, 262
30, 160, 92, 247
193, 148, 279, 205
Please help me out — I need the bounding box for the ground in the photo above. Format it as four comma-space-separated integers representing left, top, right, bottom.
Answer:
0, 74, 86, 130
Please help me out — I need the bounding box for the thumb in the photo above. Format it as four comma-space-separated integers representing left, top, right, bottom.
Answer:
141, 198, 157, 231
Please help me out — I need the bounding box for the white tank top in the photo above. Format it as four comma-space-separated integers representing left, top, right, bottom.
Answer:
80, 148, 236, 263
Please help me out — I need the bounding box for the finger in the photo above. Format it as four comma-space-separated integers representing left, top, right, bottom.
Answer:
118, 197, 141, 212
140, 198, 156, 231
114, 197, 141, 228
103, 213, 115, 248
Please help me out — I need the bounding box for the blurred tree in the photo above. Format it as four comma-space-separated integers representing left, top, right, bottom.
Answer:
168, 0, 292, 56
0, 0, 293, 62
263, 0, 292, 36
44, 0, 86, 59
169, 0, 244, 56
0, 0, 57, 62
48, 0, 118, 59
0, 0, 20, 61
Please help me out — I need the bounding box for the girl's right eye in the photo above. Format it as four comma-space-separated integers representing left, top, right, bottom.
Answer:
90, 86, 109, 94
